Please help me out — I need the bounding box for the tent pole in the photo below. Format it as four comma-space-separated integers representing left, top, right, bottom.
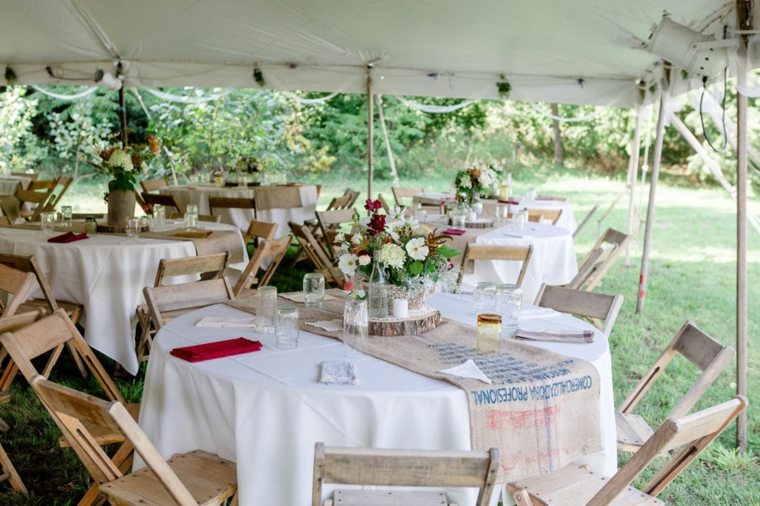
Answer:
366, 70, 374, 200
636, 90, 666, 314
624, 107, 643, 267
736, 89, 748, 451
118, 86, 128, 147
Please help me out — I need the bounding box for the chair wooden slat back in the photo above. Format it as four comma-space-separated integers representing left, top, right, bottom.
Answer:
232, 236, 291, 296
0, 263, 36, 318
316, 208, 356, 259
29, 179, 57, 191
0, 254, 59, 312
289, 221, 344, 287
0, 309, 126, 404
140, 177, 168, 194
326, 194, 352, 211
588, 396, 746, 505
141, 192, 182, 216
377, 193, 391, 214
526, 208, 562, 225
313, 443, 500, 506
535, 284, 623, 336
143, 278, 235, 330
209, 196, 257, 219
458, 244, 533, 287
572, 204, 598, 239
391, 186, 423, 208
567, 227, 631, 291
0, 310, 43, 334
153, 252, 229, 287
619, 321, 735, 419
11, 172, 37, 181
343, 189, 361, 208
15, 185, 56, 222
244, 220, 277, 250
43, 176, 74, 212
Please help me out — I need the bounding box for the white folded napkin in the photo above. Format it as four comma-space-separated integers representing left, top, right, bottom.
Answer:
306, 319, 344, 332
516, 318, 594, 343
196, 316, 258, 328
319, 360, 358, 385
439, 359, 492, 384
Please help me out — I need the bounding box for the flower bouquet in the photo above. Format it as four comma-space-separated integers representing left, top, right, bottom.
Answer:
454, 161, 501, 205
335, 199, 458, 310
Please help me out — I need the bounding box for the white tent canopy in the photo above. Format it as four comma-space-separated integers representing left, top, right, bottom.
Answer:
0, 0, 734, 107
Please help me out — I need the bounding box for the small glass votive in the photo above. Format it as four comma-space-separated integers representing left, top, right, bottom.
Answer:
257, 286, 278, 333
85, 217, 97, 234
61, 205, 73, 229
477, 313, 502, 354
496, 284, 522, 338
275, 307, 300, 350
474, 281, 497, 313
214, 174, 225, 187
126, 218, 140, 238
514, 209, 528, 230
303, 272, 325, 306
153, 204, 165, 226
451, 209, 466, 229
471, 199, 483, 218
41, 211, 57, 233
237, 174, 249, 188
184, 204, 198, 229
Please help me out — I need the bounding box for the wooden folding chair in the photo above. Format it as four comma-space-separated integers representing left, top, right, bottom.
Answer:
198, 213, 222, 223
289, 221, 345, 287
509, 396, 747, 506
326, 193, 353, 212
0, 263, 36, 318
534, 284, 623, 336
143, 277, 235, 334
616, 321, 735, 453
232, 236, 290, 296
136, 252, 230, 361
377, 193, 392, 214
209, 196, 257, 220
15, 183, 56, 222
457, 244, 533, 287
33, 376, 237, 506
11, 172, 37, 181
313, 443, 499, 506
243, 219, 277, 251
572, 204, 598, 239
343, 188, 361, 208
141, 192, 182, 217
140, 176, 168, 194
0, 253, 87, 381
526, 208, 562, 225
566, 228, 631, 291
39, 175, 74, 212
392, 186, 423, 208
316, 208, 356, 260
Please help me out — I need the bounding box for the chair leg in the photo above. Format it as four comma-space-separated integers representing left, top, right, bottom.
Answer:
0, 417, 9, 433
0, 442, 27, 494
40, 344, 65, 378
78, 482, 106, 506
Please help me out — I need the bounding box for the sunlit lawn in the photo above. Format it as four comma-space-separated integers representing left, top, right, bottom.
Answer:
2, 166, 758, 504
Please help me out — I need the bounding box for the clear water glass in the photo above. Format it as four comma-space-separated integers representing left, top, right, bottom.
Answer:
343, 299, 368, 358
257, 286, 278, 333
153, 204, 165, 226
514, 209, 528, 230
474, 281, 497, 313
275, 307, 300, 349
41, 211, 56, 233
184, 204, 198, 229
303, 272, 325, 306
237, 174, 249, 188
126, 218, 140, 238
494, 204, 509, 224
61, 205, 73, 229
451, 208, 466, 229
471, 199, 483, 218
496, 284, 522, 338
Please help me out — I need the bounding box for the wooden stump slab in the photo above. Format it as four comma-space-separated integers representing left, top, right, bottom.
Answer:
369, 308, 441, 337
448, 217, 494, 229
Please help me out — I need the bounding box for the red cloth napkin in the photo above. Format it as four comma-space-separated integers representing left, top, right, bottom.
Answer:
443, 228, 466, 236
47, 231, 89, 243
170, 337, 263, 362
498, 199, 520, 205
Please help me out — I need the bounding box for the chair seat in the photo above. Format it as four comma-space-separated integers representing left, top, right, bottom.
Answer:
329, 489, 450, 506
59, 402, 140, 447
100, 450, 237, 506
510, 464, 664, 505
616, 411, 654, 452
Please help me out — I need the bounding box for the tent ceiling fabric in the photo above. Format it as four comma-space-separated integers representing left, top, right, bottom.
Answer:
0, 0, 733, 107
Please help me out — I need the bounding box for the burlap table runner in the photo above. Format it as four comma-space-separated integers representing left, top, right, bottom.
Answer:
228, 290, 601, 482
254, 186, 302, 210
140, 230, 245, 263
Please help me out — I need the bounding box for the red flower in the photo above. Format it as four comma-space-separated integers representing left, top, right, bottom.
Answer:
364, 198, 382, 212
368, 214, 386, 235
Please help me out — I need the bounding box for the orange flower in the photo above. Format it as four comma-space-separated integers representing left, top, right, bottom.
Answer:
147, 135, 161, 154
470, 167, 481, 178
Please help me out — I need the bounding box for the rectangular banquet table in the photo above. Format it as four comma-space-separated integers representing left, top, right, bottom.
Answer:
139, 292, 616, 505
0, 221, 246, 374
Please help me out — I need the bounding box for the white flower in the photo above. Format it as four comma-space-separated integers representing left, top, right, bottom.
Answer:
351, 234, 362, 244
108, 149, 133, 172
338, 253, 359, 276
358, 255, 371, 266
458, 175, 472, 188
377, 243, 406, 270
141, 161, 148, 174
405, 237, 429, 261
479, 169, 493, 186
335, 232, 345, 243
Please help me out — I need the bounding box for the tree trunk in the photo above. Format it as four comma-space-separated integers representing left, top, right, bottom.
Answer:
550, 103, 563, 166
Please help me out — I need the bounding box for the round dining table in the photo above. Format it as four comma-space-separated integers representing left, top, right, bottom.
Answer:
139, 292, 616, 506
0, 220, 246, 375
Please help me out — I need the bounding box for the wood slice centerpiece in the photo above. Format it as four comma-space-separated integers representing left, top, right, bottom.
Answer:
368, 307, 441, 337
448, 217, 494, 229
96, 221, 149, 234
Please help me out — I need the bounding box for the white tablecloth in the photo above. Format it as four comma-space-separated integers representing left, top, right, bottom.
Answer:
0, 221, 245, 375
160, 185, 318, 238
139, 293, 616, 506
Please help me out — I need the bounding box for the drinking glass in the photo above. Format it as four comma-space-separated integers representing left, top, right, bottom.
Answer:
126, 218, 140, 238
514, 209, 528, 230
451, 208, 466, 229
257, 286, 278, 333
496, 284, 522, 338
153, 204, 165, 226
275, 307, 300, 349
343, 299, 368, 358
237, 174, 249, 188
303, 272, 325, 306
474, 281, 496, 313
61, 205, 73, 229
471, 199, 483, 218
494, 204, 509, 224
184, 204, 198, 229
41, 211, 56, 233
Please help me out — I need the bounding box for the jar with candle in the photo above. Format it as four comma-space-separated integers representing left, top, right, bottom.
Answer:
477, 313, 502, 354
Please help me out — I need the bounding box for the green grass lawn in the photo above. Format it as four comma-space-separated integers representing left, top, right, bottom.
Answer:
1, 167, 758, 504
